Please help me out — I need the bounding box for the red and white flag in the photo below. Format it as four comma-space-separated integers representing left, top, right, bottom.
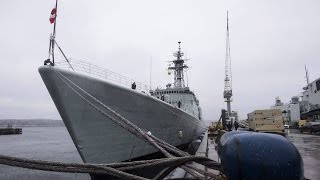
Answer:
49, 8, 57, 24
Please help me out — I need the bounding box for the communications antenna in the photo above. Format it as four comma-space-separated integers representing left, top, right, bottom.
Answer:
305, 65, 310, 86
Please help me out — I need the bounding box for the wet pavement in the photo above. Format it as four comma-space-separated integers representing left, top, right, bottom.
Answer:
286, 129, 320, 180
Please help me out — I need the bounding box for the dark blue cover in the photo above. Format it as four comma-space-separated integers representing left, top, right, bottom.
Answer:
218, 132, 303, 180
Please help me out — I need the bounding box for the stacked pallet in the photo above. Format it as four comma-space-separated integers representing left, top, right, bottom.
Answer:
248, 109, 284, 133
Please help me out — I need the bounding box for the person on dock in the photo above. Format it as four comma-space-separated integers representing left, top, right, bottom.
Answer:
234, 121, 239, 131
227, 121, 232, 131
131, 82, 136, 90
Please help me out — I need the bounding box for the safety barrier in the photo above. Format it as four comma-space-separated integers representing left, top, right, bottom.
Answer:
55, 59, 149, 92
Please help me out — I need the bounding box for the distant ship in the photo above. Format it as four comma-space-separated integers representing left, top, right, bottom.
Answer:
39, 41, 207, 163
300, 67, 320, 120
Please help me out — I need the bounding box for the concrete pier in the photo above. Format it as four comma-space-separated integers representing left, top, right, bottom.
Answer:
167, 133, 221, 179
0, 128, 22, 135
185, 132, 220, 179
287, 129, 320, 179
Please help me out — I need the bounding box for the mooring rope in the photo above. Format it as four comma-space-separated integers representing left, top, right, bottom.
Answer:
0, 155, 148, 180
53, 68, 220, 168
53, 68, 174, 158
0, 66, 224, 180
52, 67, 191, 158
56, 67, 194, 155
51, 67, 223, 179
0, 155, 222, 179
54, 68, 213, 179
52, 67, 216, 178
0, 155, 213, 170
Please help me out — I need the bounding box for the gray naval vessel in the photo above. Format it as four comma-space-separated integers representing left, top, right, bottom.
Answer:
39, 42, 207, 164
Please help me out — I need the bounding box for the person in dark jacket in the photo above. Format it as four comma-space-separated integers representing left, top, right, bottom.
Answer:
131, 82, 136, 90
227, 121, 232, 131
234, 121, 239, 131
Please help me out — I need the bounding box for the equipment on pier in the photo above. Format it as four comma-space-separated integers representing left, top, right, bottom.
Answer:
248, 109, 285, 134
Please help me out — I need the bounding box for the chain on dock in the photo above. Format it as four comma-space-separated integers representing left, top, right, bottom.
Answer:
0, 67, 225, 180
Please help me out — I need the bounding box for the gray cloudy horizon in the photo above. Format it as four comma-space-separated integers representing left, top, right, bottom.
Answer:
0, 0, 320, 121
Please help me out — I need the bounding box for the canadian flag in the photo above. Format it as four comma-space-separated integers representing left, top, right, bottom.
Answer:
49, 8, 57, 24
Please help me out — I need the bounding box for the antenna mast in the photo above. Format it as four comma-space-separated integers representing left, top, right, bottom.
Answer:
51, 0, 58, 65
168, 42, 188, 88
44, 0, 74, 71
224, 11, 233, 116
149, 57, 152, 91
46, 0, 58, 66
305, 65, 310, 86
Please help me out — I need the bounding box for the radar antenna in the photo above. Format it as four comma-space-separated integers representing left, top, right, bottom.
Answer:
168, 42, 189, 88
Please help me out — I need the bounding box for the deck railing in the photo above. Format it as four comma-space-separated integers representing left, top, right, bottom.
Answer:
55, 59, 149, 92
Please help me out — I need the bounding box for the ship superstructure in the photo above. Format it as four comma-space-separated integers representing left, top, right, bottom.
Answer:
150, 42, 202, 120
300, 67, 320, 121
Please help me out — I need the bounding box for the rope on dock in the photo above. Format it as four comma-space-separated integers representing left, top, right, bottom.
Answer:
0, 66, 225, 179
0, 155, 222, 179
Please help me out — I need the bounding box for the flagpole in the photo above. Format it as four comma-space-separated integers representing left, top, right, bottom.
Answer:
51, 0, 58, 65
53, 0, 58, 39
48, 33, 52, 59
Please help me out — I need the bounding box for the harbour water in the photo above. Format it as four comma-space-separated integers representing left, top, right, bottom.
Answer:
0, 127, 319, 180
0, 127, 89, 180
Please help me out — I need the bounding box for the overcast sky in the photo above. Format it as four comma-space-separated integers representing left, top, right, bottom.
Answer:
0, 0, 320, 120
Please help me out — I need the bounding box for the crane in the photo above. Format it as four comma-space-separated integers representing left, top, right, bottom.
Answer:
223, 11, 233, 119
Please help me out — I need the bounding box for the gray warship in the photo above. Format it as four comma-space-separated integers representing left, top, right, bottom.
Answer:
39, 41, 207, 164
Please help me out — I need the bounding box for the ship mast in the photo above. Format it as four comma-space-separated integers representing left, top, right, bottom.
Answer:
305, 65, 310, 86
168, 42, 188, 88
44, 0, 74, 71
48, 0, 58, 66
224, 11, 233, 116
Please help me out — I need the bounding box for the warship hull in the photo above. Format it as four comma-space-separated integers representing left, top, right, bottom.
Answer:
39, 66, 207, 163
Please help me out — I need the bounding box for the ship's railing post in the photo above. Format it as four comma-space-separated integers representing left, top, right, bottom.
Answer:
55, 59, 149, 92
